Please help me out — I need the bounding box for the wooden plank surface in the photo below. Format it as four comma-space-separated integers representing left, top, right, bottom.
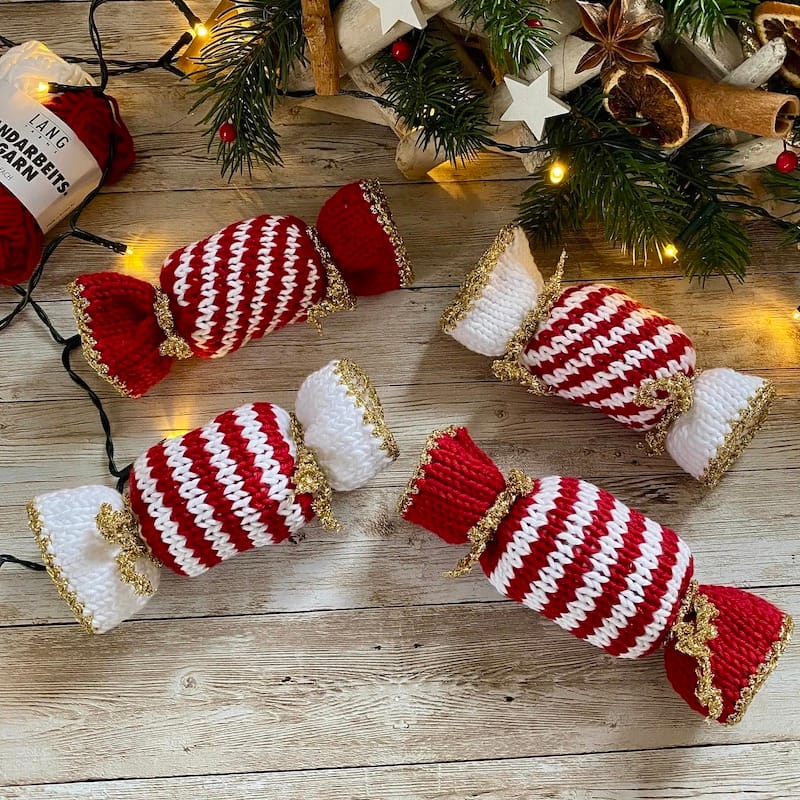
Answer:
1, 1, 799, 796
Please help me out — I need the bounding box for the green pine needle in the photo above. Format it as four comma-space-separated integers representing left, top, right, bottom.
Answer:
373, 32, 492, 163
454, 0, 555, 71
661, 0, 759, 41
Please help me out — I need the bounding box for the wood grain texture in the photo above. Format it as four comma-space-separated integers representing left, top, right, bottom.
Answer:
0, 2, 799, 796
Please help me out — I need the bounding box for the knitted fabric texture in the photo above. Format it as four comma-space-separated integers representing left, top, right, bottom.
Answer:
399, 426, 792, 723
442, 226, 775, 486
27, 359, 398, 631
0, 42, 135, 285
70, 180, 412, 399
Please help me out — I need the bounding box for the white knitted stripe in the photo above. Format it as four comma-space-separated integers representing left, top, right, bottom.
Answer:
618, 535, 693, 658
583, 516, 665, 653
263, 222, 301, 336
519, 481, 602, 613
161, 435, 239, 563
286, 251, 320, 327
234, 404, 308, 535
241, 215, 284, 347
131, 453, 208, 577
487, 477, 565, 597
191, 229, 226, 349
171, 239, 201, 309
199, 417, 276, 549
215, 218, 256, 358
553, 500, 633, 632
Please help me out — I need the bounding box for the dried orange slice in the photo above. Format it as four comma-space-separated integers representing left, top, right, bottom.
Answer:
603, 66, 690, 148
754, 1, 800, 87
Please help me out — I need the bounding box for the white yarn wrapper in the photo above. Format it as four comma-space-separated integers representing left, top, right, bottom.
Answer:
28, 486, 159, 634
0, 40, 94, 97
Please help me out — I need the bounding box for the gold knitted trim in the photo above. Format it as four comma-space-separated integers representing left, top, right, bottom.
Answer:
360, 179, 414, 288
440, 225, 517, 333
95, 501, 159, 596
670, 581, 724, 722
333, 359, 399, 461
153, 288, 193, 360
306, 227, 356, 332
700, 380, 776, 488
491, 249, 567, 395
634, 372, 696, 456
725, 613, 793, 726
396, 426, 460, 517
289, 413, 339, 531
446, 469, 534, 578
68, 281, 132, 398
26, 500, 97, 634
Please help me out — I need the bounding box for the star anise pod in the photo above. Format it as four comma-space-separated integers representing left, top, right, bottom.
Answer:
575, 0, 660, 74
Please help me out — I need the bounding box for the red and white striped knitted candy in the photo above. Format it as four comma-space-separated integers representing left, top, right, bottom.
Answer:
129, 402, 314, 577
399, 427, 792, 723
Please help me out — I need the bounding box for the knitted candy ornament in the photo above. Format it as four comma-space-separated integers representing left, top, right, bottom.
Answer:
441, 227, 775, 487
399, 426, 793, 724
26, 359, 398, 634
70, 179, 413, 399
0, 41, 135, 285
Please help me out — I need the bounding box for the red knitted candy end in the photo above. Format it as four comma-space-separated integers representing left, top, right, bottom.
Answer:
69, 273, 173, 399
663, 584, 792, 724
316, 180, 413, 296
398, 426, 506, 545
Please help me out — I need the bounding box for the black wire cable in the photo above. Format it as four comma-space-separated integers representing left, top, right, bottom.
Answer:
0, 554, 46, 572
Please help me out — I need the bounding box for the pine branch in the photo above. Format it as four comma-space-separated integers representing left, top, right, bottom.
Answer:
373, 31, 492, 163
454, 0, 555, 71
760, 167, 800, 246
661, 0, 758, 41
191, 0, 306, 179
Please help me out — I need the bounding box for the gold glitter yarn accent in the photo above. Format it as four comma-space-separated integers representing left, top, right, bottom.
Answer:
68, 281, 132, 398
491, 249, 567, 394
289, 413, 339, 531
725, 613, 793, 726
396, 426, 460, 517
26, 500, 97, 634
440, 226, 517, 333
333, 359, 400, 461
153, 288, 193, 360
360, 179, 414, 288
446, 469, 534, 578
634, 372, 696, 456
700, 381, 776, 488
95, 502, 159, 597
670, 581, 724, 722
306, 227, 357, 332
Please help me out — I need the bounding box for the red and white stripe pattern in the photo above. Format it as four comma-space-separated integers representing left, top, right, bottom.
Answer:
519, 284, 697, 431
481, 476, 694, 658
161, 215, 326, 360
128, 402, 314, 576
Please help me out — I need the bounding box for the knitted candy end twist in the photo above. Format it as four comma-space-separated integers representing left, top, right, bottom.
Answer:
27, 485, 160, 634
69, 181, 411, 399
26, 360, 398, 631
442, 226, 774, 486
400, 426, 791, 722
0, 42, 135, 285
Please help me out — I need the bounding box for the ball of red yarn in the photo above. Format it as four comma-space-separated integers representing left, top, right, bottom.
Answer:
0, 89, 135, 286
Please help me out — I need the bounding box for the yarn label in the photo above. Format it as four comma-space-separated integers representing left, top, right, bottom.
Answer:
0, 80, 103, 232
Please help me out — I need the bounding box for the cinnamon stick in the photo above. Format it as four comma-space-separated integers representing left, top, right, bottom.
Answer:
302, 0, 341, 96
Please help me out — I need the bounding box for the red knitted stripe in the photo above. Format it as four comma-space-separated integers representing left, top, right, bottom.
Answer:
136, 438, 223, 573
500, 477, 583, 604
270, 220, 320, 333
252, 219, 294, 340
603, 523, 681, 657
479, 489, 539, 578
204, 222, 242, 359
537, 485, 620, 622
569, 506, 648, 646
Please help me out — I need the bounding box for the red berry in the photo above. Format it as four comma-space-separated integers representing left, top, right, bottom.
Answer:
526, 18, 544, 27
776, 149, 798, 173
218, 121, 237, 143
391, 40, 413, 62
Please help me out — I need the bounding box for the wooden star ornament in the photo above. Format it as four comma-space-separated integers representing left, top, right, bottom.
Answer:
367, 0, 427, 35
501, 71, 571, 140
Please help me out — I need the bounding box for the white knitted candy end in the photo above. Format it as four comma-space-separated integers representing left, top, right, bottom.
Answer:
441, 226, 544, 357
0, 41, 94, 97
665, 368, 775, 486
294, 360, 399, 492
27, 486, 159, 634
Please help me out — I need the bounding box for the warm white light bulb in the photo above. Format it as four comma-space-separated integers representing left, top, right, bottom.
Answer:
193, 22, 208, 38
663, 243, 678, 260
549, 162, 566, 184
37, 81, 49, 94
125, 246, 134, 256
793, 306, 800, 322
